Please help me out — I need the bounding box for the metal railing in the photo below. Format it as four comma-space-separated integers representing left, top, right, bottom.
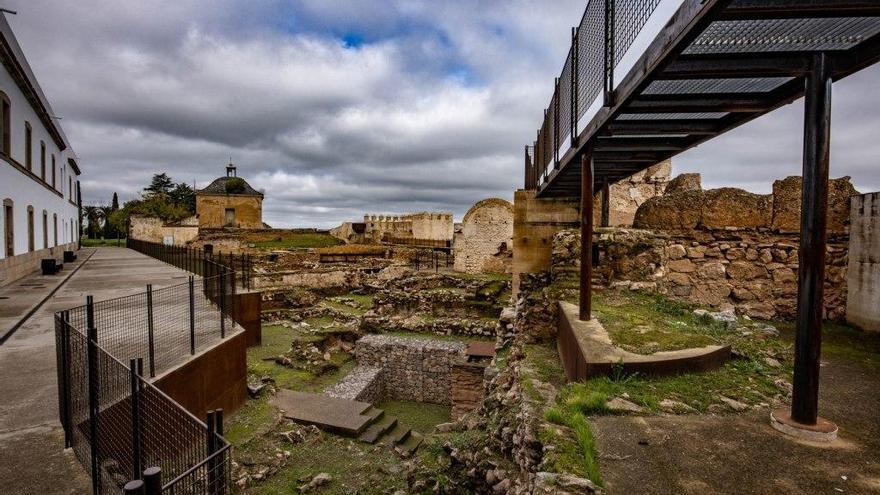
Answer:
127, 238, 254, 291
382, 234, 453, 250
526, 0, 665, 189
56, 274, 236, 494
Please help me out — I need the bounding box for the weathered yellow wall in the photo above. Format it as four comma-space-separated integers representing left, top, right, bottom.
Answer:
129, 216, 199, 245
196, 195, 263, 229
512, 190, 579, 295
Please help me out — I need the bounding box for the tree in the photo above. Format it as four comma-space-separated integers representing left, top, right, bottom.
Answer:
103, 193, 120, 238
168, 182, 196, 214
82, 205, 104, 239
144, 173, 174, 196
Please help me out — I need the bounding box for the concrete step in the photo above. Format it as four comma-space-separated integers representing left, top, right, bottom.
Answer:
362, 406, 385, 424
358, 416, 398, 444
395, 431, 423, 456
381, 424, 411, 446
271, 389, 375, 436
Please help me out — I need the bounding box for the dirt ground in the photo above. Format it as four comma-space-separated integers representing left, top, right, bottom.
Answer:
591, 349, 880, 494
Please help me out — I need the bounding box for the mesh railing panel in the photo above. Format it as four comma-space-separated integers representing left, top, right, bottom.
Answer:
558, 54, 573, 146
614, 0, 663, 64
55, 269, 236, 494
577, 0, 605, 121
127, 238, 253, 291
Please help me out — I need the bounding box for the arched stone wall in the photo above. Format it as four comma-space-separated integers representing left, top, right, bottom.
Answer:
454, 198, 514, 274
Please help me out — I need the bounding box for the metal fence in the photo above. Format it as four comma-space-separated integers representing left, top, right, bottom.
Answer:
56, 274, 236, 494
526, 0, 665, 188
127, 238, 254, 291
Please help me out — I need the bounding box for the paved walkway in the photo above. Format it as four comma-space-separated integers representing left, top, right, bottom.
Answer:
0, 247, 196, 494
592, 337, 880, 494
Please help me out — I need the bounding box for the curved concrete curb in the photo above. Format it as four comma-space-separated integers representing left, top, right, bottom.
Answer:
557, 301, 731, 380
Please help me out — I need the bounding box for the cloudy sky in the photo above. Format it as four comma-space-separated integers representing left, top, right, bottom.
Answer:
5, 1, 880, 227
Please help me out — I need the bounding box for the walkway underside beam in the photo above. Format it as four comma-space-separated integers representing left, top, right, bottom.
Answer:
719, 1, 880, 20
627, 93, 777, 113
602, 119, 722, 135
662, 53, 812, 79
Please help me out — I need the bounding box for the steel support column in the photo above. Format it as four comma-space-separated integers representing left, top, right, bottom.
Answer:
579, 149, 594, 321
600, 182, 611, 227
791, 52, 833, 425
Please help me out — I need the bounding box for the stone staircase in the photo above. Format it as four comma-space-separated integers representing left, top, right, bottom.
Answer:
271, 389, 422, 455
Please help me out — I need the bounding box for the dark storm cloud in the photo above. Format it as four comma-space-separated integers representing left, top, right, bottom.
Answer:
4, 0, 879, 227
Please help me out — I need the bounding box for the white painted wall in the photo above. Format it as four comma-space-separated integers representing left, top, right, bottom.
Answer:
1, 51, 80, 259
847, 192, 880, 332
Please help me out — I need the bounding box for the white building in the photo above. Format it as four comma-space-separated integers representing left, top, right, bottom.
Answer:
0, 12, 81, 287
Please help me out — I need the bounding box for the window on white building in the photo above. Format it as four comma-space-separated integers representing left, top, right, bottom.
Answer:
25, 122, 32, 170
42, 210, 48, 249
27, 205, 34, 252
40, 141, 46, 181
3, 199, 12, 257
0, 92, 9, 156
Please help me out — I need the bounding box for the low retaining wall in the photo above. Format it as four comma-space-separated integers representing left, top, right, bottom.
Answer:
354, 334, 467, 405
0, 242, 76, 287
153, 330, 247, 417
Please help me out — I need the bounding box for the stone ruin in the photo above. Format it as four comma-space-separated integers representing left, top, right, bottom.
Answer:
453, 198, 514, 274
325, 334, 490, 419
550, 173, 859, 321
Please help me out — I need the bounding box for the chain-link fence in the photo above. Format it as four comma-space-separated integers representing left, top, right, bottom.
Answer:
527, 0, 665, 189
56, 273, 235, 494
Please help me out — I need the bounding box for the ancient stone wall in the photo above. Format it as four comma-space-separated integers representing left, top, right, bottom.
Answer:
634, 175, 857, 233
553, 228, 849, 321
454, 198, 514, 274
450, 361, 488, 419
362, 211, 454, 242
355, 334, 466, 405
129, 215, 199, 246
593, 160, 671, 227
847, 192, 880, 332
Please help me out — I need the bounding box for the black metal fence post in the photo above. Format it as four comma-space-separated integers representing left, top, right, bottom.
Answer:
123, 480, 144, 495
219, 270, 226, 339
86, 295, 101, 495
216, 409, 225, 495
143, 467, 161, 495
146, 284, 155, 378
129, 358, 142, 480
189, 276, 196, 355
58, 310, 72, 448
206, 410, 217, 495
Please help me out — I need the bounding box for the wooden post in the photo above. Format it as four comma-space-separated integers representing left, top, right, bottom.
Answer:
579, 149, 594, 321
791, 52, 833, 425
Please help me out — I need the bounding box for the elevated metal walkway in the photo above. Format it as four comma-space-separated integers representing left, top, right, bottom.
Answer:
525, 0, 880, 196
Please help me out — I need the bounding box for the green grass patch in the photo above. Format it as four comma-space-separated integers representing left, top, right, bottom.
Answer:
775, 320, 880, 370
253, 233, 341, 250
320, 294, 374, 316
591, 290, 724, 354
80, 237, 125, 247
241, 434, 409, 494
246, 324, 355, 391
377, 400, 451, 434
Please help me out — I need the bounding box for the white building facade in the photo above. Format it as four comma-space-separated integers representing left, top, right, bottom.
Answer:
0, 13, 81, 287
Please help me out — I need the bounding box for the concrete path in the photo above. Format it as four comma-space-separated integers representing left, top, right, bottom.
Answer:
592, 343, 880, 494
0, 247, 197, 494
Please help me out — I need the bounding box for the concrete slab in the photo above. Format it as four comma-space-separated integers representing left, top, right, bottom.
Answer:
557, 301, 731, 380
271, 389, 374, 436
